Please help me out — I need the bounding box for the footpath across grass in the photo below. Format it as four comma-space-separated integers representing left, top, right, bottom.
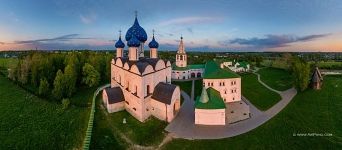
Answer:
0, 75, 89, 149
241, 73, 281, 111
257, 67, 293, 91
162, 75, 342, 150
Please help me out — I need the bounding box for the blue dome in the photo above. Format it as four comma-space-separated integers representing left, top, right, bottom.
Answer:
115, 36, 125, 48
148, 36, 159, 48
127, 35, 141, 47
125, 17, 148, 42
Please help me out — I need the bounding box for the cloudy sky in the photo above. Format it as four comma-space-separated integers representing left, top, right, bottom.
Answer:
1, 0, 342, 52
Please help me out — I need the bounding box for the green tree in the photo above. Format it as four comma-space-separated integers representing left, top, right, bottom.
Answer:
52, 70, 65, 100
292, 59, 310, 91
82, 63, 100, 87
18, 56, 31, 84
64, 64, 77, 97
38, 78, 50, 96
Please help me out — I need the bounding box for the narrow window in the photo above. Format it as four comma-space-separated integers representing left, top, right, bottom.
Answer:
133, 108, 136, 111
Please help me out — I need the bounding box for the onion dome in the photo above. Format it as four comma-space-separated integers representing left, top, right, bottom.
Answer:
148, 34, 159, 48
115, 36, 125, 48
125, 13, 148, 42
127, 35, 141, 47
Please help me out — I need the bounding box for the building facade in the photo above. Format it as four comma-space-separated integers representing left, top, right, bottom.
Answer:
171, 37, 205, 80
102, 14, 181, 123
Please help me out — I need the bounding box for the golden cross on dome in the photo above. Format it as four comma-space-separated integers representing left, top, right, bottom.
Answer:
152, 29, 155, 36
119, 30, 122, 36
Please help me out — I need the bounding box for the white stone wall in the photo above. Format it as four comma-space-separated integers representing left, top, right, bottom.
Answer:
172, 70, 190, 80
171, 68, 204, 80
195, 109, 225, 125
107, 102, 125, 113
203, 78, 241, 103
102, 90, 125, 113
109, 58, 177, 122
150, 86, 181, 122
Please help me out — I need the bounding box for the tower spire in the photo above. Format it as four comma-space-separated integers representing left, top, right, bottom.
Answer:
135, 10, 138, 18
178, 35, 185, 53
152, 29, 155, 38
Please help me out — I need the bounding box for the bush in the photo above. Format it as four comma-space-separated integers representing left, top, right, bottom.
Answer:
62, 98, 70, 110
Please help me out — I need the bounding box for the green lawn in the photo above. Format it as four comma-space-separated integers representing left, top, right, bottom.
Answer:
0, 75, 89, 149
194, 80, 203, 98
257, 67, 293, 91
91, 96, 168, 148
172, 81, 192, 96
90, 95, 127, 150
162, 75, 342, 149
241, 73, 282, 111
69, 86, 97, 107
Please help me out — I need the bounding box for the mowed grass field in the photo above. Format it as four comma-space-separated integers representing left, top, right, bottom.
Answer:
0, 75, 90, 149
91, 95, 168, 149
172, 81, 192, 96
241, 73, 282, 111
162, 75, 342, 149
194, 79, 203, 98
257, 67, 293, 91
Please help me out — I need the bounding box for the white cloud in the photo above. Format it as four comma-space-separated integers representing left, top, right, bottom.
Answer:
80, 13, 97, 24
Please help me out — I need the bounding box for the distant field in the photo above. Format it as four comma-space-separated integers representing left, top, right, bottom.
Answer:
240, 73, 281, 111
162, 75, 342, 149
0, 75, 89, 149
309, 61, 342, 69
0, 58, 18, 68
0, 58, 18, 75
257, 67, 293, 91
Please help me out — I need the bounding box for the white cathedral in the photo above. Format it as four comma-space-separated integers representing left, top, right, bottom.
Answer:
102, 14, 181, 123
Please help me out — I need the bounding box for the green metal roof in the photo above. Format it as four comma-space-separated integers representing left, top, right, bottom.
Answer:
195, 87, 226, 109
203, 60, 240, 79
172, 63, 204, 71
189, 64, 205, 69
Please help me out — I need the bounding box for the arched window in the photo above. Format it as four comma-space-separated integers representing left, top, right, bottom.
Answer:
147, 85, 150, 95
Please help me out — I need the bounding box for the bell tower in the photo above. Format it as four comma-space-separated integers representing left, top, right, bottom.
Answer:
175, 36, 187, 67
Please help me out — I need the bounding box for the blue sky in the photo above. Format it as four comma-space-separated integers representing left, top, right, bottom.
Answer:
0, 0, 342, 52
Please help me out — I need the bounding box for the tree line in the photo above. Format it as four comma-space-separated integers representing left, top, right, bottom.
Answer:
8, 51, 112, 102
